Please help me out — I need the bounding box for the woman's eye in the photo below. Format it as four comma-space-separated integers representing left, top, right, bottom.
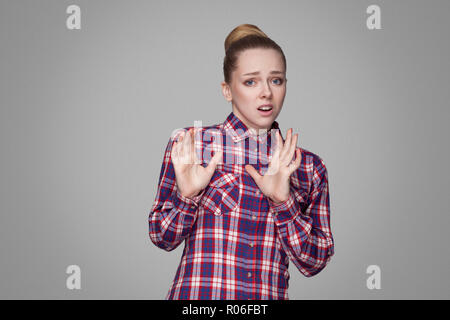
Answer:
245, 78, 284, 86
273, 78, 283, 85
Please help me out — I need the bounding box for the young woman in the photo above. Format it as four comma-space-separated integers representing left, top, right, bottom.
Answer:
149, 24, 334, 300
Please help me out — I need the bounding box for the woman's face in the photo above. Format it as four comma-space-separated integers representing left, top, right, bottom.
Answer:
221, 48, 287, 131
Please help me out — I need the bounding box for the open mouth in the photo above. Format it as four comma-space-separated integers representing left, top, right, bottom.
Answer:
257, 105, 273, 116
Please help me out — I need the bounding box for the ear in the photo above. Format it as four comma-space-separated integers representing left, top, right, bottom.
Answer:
221, 81, 232, 102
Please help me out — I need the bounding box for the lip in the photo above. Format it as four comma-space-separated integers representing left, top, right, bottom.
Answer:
257, 104, 274, 117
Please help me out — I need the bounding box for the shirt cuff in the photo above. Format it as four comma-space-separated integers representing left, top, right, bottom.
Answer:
171, 188, 206, 216
268, 192, 313, 226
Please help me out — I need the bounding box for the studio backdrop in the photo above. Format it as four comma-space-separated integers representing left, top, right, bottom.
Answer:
1, 0, 449, 299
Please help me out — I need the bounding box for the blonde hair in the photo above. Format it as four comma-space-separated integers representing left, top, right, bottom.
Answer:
224, 24, 269, 52
223, 24, 286, 84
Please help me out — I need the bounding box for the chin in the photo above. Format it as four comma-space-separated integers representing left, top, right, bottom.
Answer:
256, 119, 275, 129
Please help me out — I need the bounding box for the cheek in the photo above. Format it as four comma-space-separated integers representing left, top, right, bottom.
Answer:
234, 87, 255, 102
275, 86, 286, 98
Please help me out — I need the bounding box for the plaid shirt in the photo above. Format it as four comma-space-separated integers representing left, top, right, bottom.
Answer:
149, 111, 334, 300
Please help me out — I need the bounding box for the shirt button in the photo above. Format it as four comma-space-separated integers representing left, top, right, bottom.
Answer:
248, 272, 252, 278
190, 205, 196, 209
252, 215, 256, 220
254, 147, 258, 152
249, 242, 254, 247
255, 190, 260, 196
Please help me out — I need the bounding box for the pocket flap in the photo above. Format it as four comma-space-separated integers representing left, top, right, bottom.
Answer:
201, 172, 240, 215
209, 172, 239, 189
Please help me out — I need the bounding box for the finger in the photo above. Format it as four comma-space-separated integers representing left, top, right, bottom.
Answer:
245, 164, 262, 186
288, 148, 302, 173
173, 140, 179, 156
172, 134, 183, 161
285, 133, 298, 165
276, 130, 283, 152
189, 128, 198, 165
182, 128, 193, 164
280, 128, 292, 161
192, 140, 202, 165
268, 131, 280, 164
182, 128, 191, 153
272, 129, 283, 158
171, 142, 178, 164
268, 130, 281, 161
188, 128, 198, 164
192, 127, 203, 165
176, 131, 185, 144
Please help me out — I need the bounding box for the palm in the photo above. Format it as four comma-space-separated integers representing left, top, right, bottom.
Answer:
245, 128, 301, 204
171, 128, 222, 198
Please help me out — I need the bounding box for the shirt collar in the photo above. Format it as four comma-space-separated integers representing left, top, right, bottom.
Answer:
222, 111, 280, 143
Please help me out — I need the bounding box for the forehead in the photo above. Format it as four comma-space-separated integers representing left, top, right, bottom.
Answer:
235, 48, 284, 75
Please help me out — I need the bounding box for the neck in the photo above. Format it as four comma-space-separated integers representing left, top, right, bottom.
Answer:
232, 107, 271, 132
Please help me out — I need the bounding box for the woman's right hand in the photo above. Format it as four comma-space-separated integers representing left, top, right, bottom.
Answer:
171, 128, 223, 198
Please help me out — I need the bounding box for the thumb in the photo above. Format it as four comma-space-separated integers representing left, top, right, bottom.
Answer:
245, 164, 262, 185
205, 149, 223, 174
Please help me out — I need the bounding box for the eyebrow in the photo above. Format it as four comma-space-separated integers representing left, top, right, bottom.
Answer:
242, 71, 285, 76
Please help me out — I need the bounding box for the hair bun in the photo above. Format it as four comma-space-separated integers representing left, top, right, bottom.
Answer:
224, 24, 269, 52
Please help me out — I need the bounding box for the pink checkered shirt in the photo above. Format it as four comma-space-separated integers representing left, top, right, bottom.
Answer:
149, 112, 334, 300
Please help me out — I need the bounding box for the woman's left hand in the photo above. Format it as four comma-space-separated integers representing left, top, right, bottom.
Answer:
245, 128, 302, 204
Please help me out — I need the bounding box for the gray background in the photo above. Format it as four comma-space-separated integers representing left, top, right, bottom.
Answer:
1, 0, 449, 299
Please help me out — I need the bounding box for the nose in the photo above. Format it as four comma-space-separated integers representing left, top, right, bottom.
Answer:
260, 80, 273, 98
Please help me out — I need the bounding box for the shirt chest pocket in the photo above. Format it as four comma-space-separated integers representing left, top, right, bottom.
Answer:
200, 171, 240, 216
